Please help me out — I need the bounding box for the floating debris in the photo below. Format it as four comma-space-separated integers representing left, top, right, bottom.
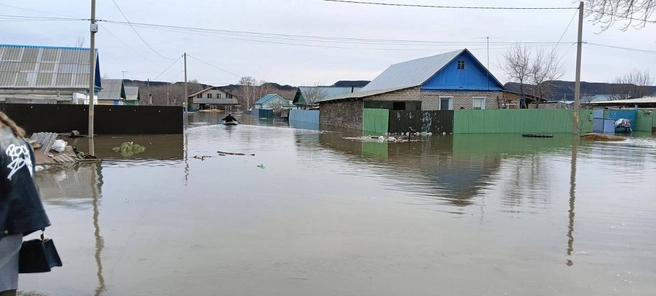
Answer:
581, 133, 626, 141
522, 134, 554, 138
112, 142, 146, 157
257, 163, 265, 169
193, 155, 212, 161
217, 151, 255, 156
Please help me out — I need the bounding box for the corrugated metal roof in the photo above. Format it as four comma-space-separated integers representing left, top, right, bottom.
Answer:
125, 86, 139, 101
0, 44, 99, 89
30, 132, 58, 153
590, 96, 656, 105
255, 94, 286, 105
97, 79, 125, 100
361, 49, 464, 92
319, 87, 412, 103
294, 87, 363, 105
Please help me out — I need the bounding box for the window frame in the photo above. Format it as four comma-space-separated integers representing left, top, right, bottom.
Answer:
457, 60, 466, 70
472, 97, 487, 110
439, 96, 453, 110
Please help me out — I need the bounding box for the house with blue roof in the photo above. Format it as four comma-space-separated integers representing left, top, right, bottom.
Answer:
0, 44, 101, 104
254, 94, 293, 110
317, 49, 504, 130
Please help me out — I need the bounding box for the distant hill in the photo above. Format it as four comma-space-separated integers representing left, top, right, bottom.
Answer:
504, 80, 656, 101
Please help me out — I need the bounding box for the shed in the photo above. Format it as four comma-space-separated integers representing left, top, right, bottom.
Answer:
124, 86, 140, 105
255, 94, 293, 110
97, 79, 125, 105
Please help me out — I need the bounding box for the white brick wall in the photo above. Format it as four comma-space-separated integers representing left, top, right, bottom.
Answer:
421, 91, 503, 110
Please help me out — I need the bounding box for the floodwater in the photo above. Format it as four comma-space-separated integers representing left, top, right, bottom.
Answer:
21, 113, 656, 295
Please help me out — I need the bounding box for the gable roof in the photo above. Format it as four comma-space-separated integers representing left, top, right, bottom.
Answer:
255, 94, 288, 105
125, 86, 140, 101
97, 79, 125, 100
0, 44, 101, 90
293, 86, 363, 105
361, 49, 502, 93
187, 86, 236, 98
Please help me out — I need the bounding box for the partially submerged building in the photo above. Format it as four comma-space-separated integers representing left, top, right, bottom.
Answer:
187, 87, 238, 110
0, 44, 101, 104
318, 49, 504, 130
292, 86, 362, 109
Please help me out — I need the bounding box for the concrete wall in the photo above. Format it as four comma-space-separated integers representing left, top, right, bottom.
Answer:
319, 99, 363, 130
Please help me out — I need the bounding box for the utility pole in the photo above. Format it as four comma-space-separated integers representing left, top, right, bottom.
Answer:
486, 36, 490, 91
88, 0, 97, 139
147, 78, 151, 105
573, 1, 584, 135
121, 71, 127, 80
184, 52, 188, 113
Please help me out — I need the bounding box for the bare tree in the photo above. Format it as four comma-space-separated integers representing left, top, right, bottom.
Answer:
235, 76, 272, 110
73, 36, 85, 47
529, 49, 565, 107
298, 82, 328, 109
584, 0, 656, 31
609, 69, 654, 99
501, 44, 531, 108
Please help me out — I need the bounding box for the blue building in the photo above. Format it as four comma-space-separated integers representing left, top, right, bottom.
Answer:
317, 49, 504, 130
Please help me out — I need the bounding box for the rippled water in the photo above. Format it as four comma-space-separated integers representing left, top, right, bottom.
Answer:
22, 113, 656, 295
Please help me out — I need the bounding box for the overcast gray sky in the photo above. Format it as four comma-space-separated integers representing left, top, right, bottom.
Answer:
2, 0, 655, 86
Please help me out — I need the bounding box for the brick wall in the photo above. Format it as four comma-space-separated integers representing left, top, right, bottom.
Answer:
319, 99, 363, 130
421, 91, 503, 110
362, 87, 422, 102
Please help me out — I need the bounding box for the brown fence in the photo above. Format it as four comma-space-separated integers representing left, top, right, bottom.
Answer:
388, 110, 454, 134
0, 104, 183, 134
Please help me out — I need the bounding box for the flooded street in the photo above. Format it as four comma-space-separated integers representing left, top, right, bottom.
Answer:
22, 114, 656, 296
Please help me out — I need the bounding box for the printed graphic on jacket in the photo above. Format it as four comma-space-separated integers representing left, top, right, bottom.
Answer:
6, 143, 33, 180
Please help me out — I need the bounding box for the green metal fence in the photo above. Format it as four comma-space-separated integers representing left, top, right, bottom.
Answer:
363, 108, 389, 136
453, 109, 594, 134
636, 110, 656, 132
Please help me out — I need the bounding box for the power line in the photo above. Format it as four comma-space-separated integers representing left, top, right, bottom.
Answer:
0, 14, 85, 21
187, 55, 241, 77
0, 4, 73, 17
552, 9, 579, 54
101, 19, 573, 47
587, 43, 656, 54
323, 0, 577, 10
110, 0, 178, 60
99, 24, 164, 67
153, 55, 183, 80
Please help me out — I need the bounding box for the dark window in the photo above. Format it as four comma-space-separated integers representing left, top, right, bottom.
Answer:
197, 94, 202, 98
207, 93, 212, 99
393, 102, 405, 110
217, 94, 222, 99
457, 60, 466, 70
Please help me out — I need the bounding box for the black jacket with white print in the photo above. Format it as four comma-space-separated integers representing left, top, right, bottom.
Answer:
0, 126, 50, 240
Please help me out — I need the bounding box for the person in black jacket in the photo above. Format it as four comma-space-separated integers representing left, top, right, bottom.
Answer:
222, 113, 237, 123
0, 112, 51, 296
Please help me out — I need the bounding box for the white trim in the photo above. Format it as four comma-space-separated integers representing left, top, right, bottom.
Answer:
472, 97, 486, 110
439, 96, 453, 110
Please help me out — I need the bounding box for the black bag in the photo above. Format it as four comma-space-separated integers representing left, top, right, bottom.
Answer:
18, 231, 63, 273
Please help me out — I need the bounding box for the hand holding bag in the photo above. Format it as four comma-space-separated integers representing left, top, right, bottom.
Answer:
19, 231, 63, 273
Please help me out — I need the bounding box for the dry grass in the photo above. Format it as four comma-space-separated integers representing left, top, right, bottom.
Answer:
580, 133, 626, 141
18, 291, 48, 296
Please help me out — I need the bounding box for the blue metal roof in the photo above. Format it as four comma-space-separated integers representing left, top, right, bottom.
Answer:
255, 94, 283, 105
361, 49, 503, 93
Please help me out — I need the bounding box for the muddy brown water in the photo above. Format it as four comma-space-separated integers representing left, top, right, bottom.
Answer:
20, 113, 656, 295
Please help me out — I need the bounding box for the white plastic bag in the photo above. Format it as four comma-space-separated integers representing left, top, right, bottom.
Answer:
51, 140, 67, 153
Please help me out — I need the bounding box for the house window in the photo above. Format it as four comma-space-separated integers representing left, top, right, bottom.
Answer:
439, 97, 453, 110
473, 97, 486, 110
457, 60, 466, 70
197, 94, 202, 98
226, 94, 232, 99
217, 94, 222, 99
207, 93, 212, 99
